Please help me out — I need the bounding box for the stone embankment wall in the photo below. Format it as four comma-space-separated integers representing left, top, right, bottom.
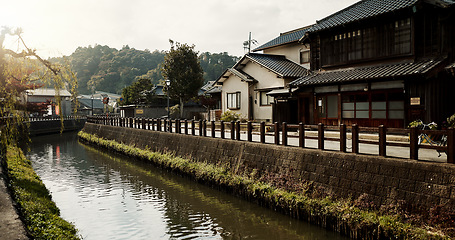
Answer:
82, 123, 455, 209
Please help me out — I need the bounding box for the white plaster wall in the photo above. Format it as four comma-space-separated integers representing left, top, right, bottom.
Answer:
221, 75, 250, 119
263, 43, 307, 65
241, 63, 284, 121
242, 63, 285, 90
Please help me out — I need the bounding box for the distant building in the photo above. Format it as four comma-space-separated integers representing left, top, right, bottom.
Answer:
119, 85, 205, 119
25, 88, 72, 116
77, 91, 121, 116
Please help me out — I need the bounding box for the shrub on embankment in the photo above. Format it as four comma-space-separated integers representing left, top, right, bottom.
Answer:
78, 130, 451, 239
2, 145, 80, 240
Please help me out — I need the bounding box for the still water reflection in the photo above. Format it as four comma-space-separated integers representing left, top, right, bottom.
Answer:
28, 132, 347, 240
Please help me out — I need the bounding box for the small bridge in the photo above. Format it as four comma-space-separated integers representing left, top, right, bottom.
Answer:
28, 116, 86, 136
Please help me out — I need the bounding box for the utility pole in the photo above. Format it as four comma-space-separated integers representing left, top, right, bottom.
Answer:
243, 32, 258, 54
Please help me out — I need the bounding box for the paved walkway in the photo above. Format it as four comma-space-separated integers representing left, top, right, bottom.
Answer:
0, 162, 28, 240
184, 127, 447, 163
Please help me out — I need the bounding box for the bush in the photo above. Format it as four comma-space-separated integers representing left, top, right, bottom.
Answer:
408, 119, 423, 128
447, 113, 455, 128
220, 110, 241, 122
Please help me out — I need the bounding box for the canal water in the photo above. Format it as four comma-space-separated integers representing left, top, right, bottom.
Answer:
28, 132, 348, 240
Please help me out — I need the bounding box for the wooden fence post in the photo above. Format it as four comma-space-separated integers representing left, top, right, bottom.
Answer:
318, 123, 324, 150
236, 121, 241, 141
340, 124, 346, 152
379, 125, 386, 157
142, 118, 146, 129
410, 126, 419, 160
282, 122, 288, 146
260, 122, 265, 144
299, 122, 305, 148
211, 121, 216, 138
129, 118, 133, 128
184, 120, 188, 135
274, 122, 279, 145
231, 121, 235, 140
220, 121, 225, 139
191, 120, 195, 135
247, 121, 252, 142
199, 120, 203, 136
203, 120, 207, 137
169, 119, 173, 133
447, 128, 454, 163
352, 124, 359, 154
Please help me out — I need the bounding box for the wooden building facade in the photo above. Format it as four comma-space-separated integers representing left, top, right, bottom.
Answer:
289, 0, 455, 128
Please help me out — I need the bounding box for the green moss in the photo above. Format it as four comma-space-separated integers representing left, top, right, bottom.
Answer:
78, 131, 450, 240
3, 145, 80, 240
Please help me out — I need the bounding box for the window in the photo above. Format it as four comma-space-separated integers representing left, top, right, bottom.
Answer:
321, 17, 412, 66
260, 92, 273, 106
342, 91, 405, 120
388, 92, 405, 119
318, 95, 338, 119
394, 18, 411, 55
227, 92, 240, 109
300, 50, 310, 64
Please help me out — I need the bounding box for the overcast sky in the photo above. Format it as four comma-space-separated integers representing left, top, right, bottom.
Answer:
1, 0, 359, 58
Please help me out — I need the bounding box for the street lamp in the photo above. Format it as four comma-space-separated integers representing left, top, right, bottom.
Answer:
165, 79, 170, 120
91, 86, 95, 116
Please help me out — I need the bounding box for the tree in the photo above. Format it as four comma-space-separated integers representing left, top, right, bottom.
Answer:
120, 78, 155, 105
161, 40, 204, 118
0, 27, 77, 144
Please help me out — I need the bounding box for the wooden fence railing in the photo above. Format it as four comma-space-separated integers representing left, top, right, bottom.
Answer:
86, 116, 455, 164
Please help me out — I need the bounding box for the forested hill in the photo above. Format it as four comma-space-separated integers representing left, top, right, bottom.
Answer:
54, 44, 239, 95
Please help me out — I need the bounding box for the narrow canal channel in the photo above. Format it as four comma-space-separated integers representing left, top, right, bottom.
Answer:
28, 132, 348, 240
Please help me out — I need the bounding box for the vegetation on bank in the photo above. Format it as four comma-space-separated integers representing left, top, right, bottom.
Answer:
2, 145, 80, 240
78, 130, 451, 239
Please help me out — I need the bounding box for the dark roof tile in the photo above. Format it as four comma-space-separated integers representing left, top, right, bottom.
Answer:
245, 53, 311, 78
253, 27, 311, 52
308, 0, 455, 33
290, 58, 445, 87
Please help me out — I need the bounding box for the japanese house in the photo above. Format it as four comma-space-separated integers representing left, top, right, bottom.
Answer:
289, 0, 455, 128
215, 27, 312, 122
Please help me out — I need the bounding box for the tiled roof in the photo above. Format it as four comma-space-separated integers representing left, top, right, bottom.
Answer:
229, 68, 257, 82
290, 58, 445, 87
26, 88, 72, 97
245, 53, 312, 78
78, 98, 105, 109
253, 27, 311, 52
308, 0, 455, 33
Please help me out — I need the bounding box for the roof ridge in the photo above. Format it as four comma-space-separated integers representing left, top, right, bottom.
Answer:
316, 0, 368, 24
310, 0, 419, 33
280, 25, 314, 36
